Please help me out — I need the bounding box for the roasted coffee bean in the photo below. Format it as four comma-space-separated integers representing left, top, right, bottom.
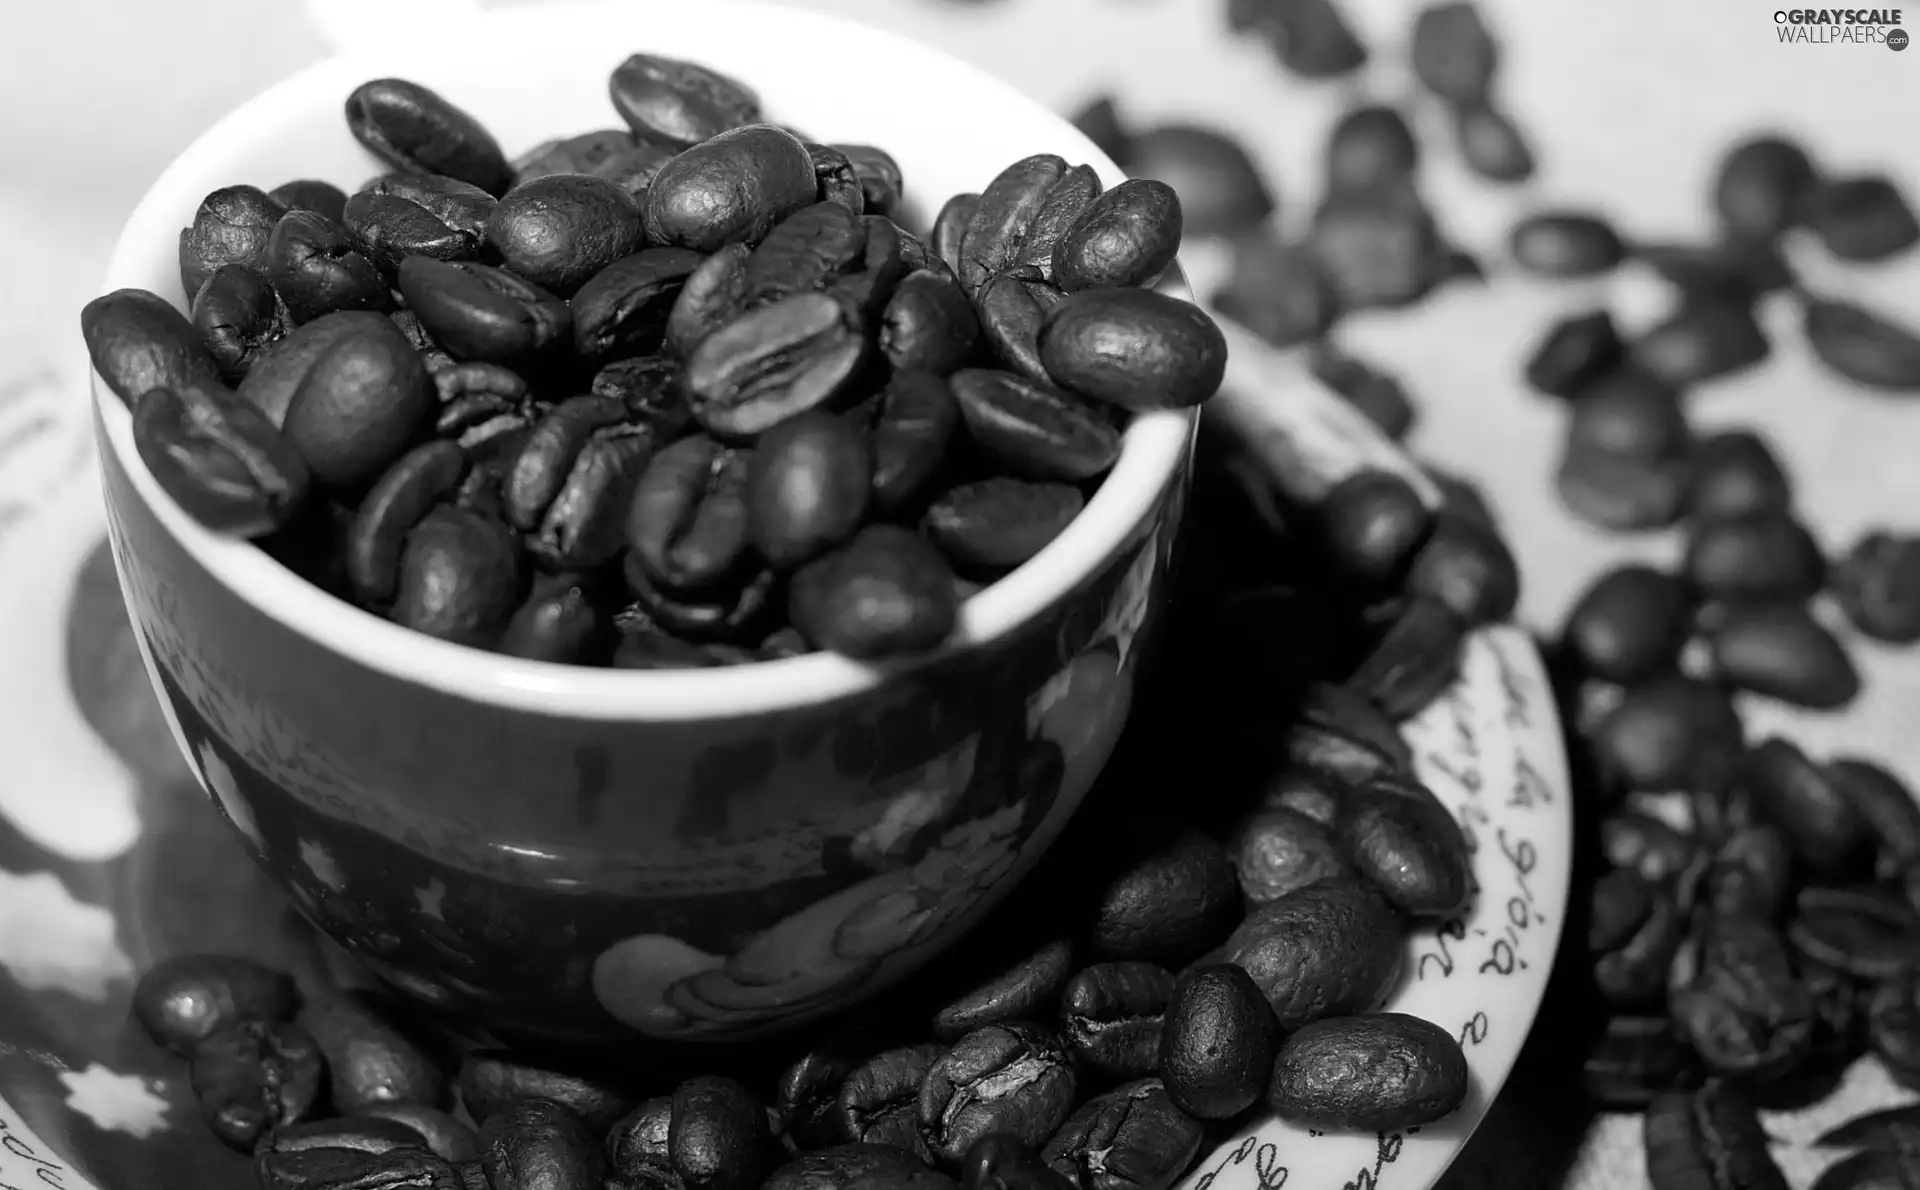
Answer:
1510, 212, 1627, 278
763, 1144, 957, 1190
484, 175, 645, 298
191, 264, 286, 380
1707, 602, 1859, 709
1410, 1, 1499, 104
1040, 1079, 1202, 1190
389, 504, 525, 647
1643, 1081, 1787, 1190
623, 555, 778, 644
191, 1020, 324, 1150
1809, 174, 1920, 262
1337, 777, 1471, 918
1687, 430, 1792, 522
1810, 1143, 1920, 1190
1827, 757, 1920, 875
361, 1104, 479, 1163
607, 1077, 771, 1190
1834, 531, 1920, 642
283, 315, 434, 492
1123, 125, 1274, 238
1317, 469, 1432, 586
1669, 913, 1816, 1083
1567, 365, 1689, 458
132, 953, 298, 1057
1589, 865, 1655, 956
1584, 1016, 1695, 1111
1058, 964, 1175, 1079
457, 1051, 633, 1134
807, 144, 866, 214
131, 384, 311, 536
1227, 806, 1347, 906
748, 411, 871, 569
1344, 597, 1466, 720
665, 245, 752, 361
477, 1098, 605, 1190
920, 1023, 1077, 1164
348, 440, 468, 606
686, 292, 867, 438
825, 215, 909, 326
82, 287, 229, 410
979, 273, 1065, 383
1300, 347, 1410, 441
1324, 105, 1418, 194
254, 1141, 464, 1190
934, 938, 1076, 1042
833, 146, 903, 217
1595, 880, 1687, 1008
1703, 825, 1794, 921
1788, 886, 1920, 981
1556, 450, 1690, 532
398, 258, 570, 367
1232, 0, 1367, 77
179, 185, 286, 299
366, 173, 496, 241
256, 1115, 429, 1159
959, 1136, 1075, 1190
270, 179, 348, 222
773, 1032, 875, 1151
1684, 512, 1825, 602
1601, 812, 1700, 885
1453, 100, 1535, 184
924, 478, 1082, 573
1280, 719, 1405, 788
1157, 964, 1279, 1121
1012, 165, 1104, 282
1868, 968, 1920, 1088
1406, 510, 1519, 627
1817, 1103, 1920, 1150
1523, 310, 1625, 399
1221, 877, 1402, 1030
342, 193, 474, 276
933, 194, 981, 277
269, 209, 390, 325
836, 1043, 943, 1159
238, 311, 394, 428
1309, 186, 1445, 311
1209, 237, 1336, 347
298, 994, 448, 1114
1038, 287, 1225, 412
746, 203, 870, 307
592, 355, 690, 430
789, 524, 959, 659
645, 125, 819, 253
1634, 302, 1772, 387
609, 54, 760, 147
1638, 239, 1794, 307
1590, 675, 1744, 795
1087, 824, 1240, 965
572, 248, 705, 365
957, 154, 1070, 295
511, 129, 634, 184
346, 79, 510, 195
1267, 1013, 1468, 1132
950, 369, 1120, 483
1802, 297, 1920, 392
859, 370, 959, 517
1051, 181, 1182, 293
500, 574, 613, 665
1714, 136, 1818, 242
881, 269, 980, 377
1743, 738, 1872, 879
628, 433, 753, 591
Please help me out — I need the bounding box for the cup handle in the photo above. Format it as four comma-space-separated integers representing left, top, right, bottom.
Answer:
301, 0, 490, 56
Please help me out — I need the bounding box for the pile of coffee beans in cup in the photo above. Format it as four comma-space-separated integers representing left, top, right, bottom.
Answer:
122, 406, 1523, 1189
1066, 3, 1920, 1186
80, 53, 1231, 668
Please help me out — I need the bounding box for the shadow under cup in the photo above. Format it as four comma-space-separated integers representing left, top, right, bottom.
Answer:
95, 400, 1191, 1047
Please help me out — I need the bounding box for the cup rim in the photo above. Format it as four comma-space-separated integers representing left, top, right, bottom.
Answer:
93, 0, 1196, 722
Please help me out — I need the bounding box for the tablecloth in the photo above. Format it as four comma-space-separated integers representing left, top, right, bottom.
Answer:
9, 0, 1920, 1184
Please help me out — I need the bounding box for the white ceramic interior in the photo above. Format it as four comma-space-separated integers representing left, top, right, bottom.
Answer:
92, 0, 1196, 721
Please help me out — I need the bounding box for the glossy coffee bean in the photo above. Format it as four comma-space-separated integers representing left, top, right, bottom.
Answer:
1088, 824, 1240, 965
1157, 964, 1279, 1121
628, 433, 753, 592
1406, 510, 1520, 627
644, 125, 818, 253
1707, 602, 1859, 709
1058, 963, 1175, 1079
298, 993, 448, 1113
744, 202, 869, 307
131, 384, 311, 536
747, 410, 872, 570
1124, 124, 1273, 238
237, 311, 394, 428
82, 287, 228, 410
485, 175, 646, 298
388, 505, 525, 647
920, 1023, 1078, 1164
179, 185, 286, 299
1833, 530, 1920, 643
1319, 469, 1433, 587
361, 1104, 479, 1164
1590, 674, 1745, 795
837, 1043, 943, 1159
959, 1136, 1075, 1190
283, 315, 434, 491
254, 1141, 465, 1190
1643, 1081, 1787, 1190
924, 478, 1082, 573
1668, 913, 1816, 1083
457, 1050, 634, 1134
832, 145, 902, 217
979, 272, 1064, 384
881, 269, 980, 377
1051, 180, 1182, 293
1788, 885, 1920, 981
1040, 1079, 1202, 1190
1344, 596, 1468, 720
686, 292, 867, 438
1337, 777, 1471, 918
869, 370, 960, 516
1809, 174, 1920, 263
1633, 302, 1771, 387
511, 129, 634, 185
607, 1076, 771, 1190
1523, 309, 1624, 399
269, 179, 347, 222
933, 938, 1076, 1042
191, 1020, 324, 1150
1743, 738, 1872, 880
1583, 1016, 1695, 1111
255, 1115, 428, 1158
1220, 877, 1403, 1030
1013, 165, 1103, 282
346, 78, 511, 195
1227, 806, 1347, 906
191, 264, 286, 380
950, 369, 1121, 483
1714, 135, 1818, 241
1039, 286, 1224, 411
341, 184, 486, 276
132, 953, 298, 1057
667, 244, 753, 359
932, 193, 981, 278
789, 525, 960, 659
1325, 105, 1418, 193
1267, 1013, 1469, 1133
348, 441, 468, 606
268, 209, 391, 325
805, 143, 861, 214
1453, 100, 1535, 184
1210, 237, 1335, 348
478, 1098, 606, 1190
609, 54, 761, 147
398, 257, 571, 367
958, 154, 1069, 295
1510, 212, 1627, 278
1561, 565, 1692, 683
573, 248, 706, 365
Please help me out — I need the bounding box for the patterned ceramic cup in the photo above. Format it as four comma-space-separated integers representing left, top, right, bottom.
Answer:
87, 0, 1196, 1048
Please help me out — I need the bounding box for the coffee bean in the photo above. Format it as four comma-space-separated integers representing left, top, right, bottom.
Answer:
1209, 237, 1336, 347
1707, 602, 1860, 709
1040, 1079, 1202, 1190
131, 383, 311, 536
341, 193, 475, 277
1267, 1013, 1469, 1132
1810, 1143, 1920, 1190
1742, 738, 1873, 881
298, 994, 448, 1114
1453, 99, 1535, 184
1123, 125, 1274, 239
1788, 886, 1920, 981
1643, 1081, 1787, 1190
484, 175, 646, 298
269, 180, 347, 223
1589, 674, 1744, 795
1559, 564, 1697, 683
255, 1142, 463, 1190
1039, 287, 1226, 412
1227, 806, 1347, 906
686, 292, 868, 438
179, 185, 286, 299
609, 54, 760, 148
1318, 469, 1433, 586
1867, 968, 1920, 1089
1058, 964, 1175, 1079
788, 524, 959, 659
1817, 1103, 1920, 1150
979, 273, 1066, 383
919, 1023, 1078, 1164
806, 144, 866, 215
1640, 240, 1795, 309
764, 1144, 957, 1190
257, 1115, 429, 1160
837, 1043, 943, 1159
281, 315, 434, 492
1410, 1, 1498, 104
864, 370, 961, 517
1594, 880, 1687, 1008
191, 1020, 324, 1150
1669, 913, 1816, 1083
478, 1098, 605, 1190
663, 245, 754, 361
1634, 302, 1772, 387
1584, 1016, 1695, 1111
1280, 718, 1405, 789
834, 146, 904, 217
934, 939, 1076, 1043
237, 311, 392, 428
1404, 510, 1519, 627
1013, 166, 1105, 283
1523, 310, 1625, 399
191, 264, 286, 380
1809, 174, 1919, 262
1309, 186, 1445, 311
748, 411, 872, 569
82, 287, 229, 410
361, 1104, 478, 1164
1687, 430, 1792, 522
1307, 346, 1416, 440
933, 194, 982, 278
398, 258, 570, 368
956, 156, 1071, 296
881, 270, 981, 377
1221, 877, 1402, 1030
1567, 365, 1690, 458
390, 505, 524, 648
924, 478, 1082, 573
628, 433, 754, 591
1344, 597, 1467, 720
573, 248, 706, 365
1155, 964, 1280, 1121
746, 203, 871, 308
1325, 105, 1418, 194
500, 574, 614, 665
1088, 824, 1241, 965
1337, 777, 1471, 918
346, 79, 510, 196
269, 208, 392, 326
1556, 450, 1690, 532
457, 1051, 633, 1134
1803, 297, 1920, 393
645, 125, 819, 253
1232, 0, 1367, 77
623, 555, 778, 645
959, 1136, 1076, 1190
1051, 181, 1182, 293
511, 129, 633, 185
1833, 531, 1920, 642
1509, 212, 1626, 278
1827, 757, 1920, 876
950, 369, 1121, 483
1712, 136, 1818, 242
348, 440, 468, 606
1684, 511, 1825, 602
1702, 825, 1794, 921
1601, 812, 1702, 885
608, 1077, 771, 1190
132, 954, 298, 1058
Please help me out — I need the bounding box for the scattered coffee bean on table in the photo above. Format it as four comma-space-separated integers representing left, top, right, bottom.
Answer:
81, 52, 1233, 668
